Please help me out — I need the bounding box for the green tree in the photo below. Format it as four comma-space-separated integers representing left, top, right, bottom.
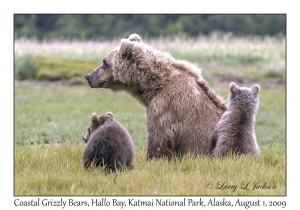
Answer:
14, 14, 286, 40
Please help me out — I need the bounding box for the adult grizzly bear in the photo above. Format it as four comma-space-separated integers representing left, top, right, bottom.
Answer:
85, 34, 226, 160
211, 82, 260, 157
82, 112, 135, 171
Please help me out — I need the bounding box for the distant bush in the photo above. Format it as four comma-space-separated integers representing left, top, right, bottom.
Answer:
264, 69, 285, 79
15, 55, 38, 80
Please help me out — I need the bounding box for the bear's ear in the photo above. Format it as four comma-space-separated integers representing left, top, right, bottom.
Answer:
128, 33, 142, 42
251, 84, 260, 96
229, 82, 239, 94
97, 116, 105, 125
106, 112, 114, 118
120, 39, 134, 59
90, 113, 99, 128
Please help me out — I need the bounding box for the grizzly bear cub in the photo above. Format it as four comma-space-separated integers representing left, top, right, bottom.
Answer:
211, 82, 260, 157
82, 112, 134, 172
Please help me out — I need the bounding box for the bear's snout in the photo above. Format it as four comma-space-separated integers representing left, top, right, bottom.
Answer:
83, 137, 87, 143
85, 74, 90, 81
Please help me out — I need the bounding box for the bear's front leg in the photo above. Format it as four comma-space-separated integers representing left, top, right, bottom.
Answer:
82, 152, 94, 169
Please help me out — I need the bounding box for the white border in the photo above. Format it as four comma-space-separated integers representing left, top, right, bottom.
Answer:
3, 1, 297, 209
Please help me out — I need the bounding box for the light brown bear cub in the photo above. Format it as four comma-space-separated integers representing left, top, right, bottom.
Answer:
82, 112, 134, 172
85, 33, 226, 160
211, 82, 260, 157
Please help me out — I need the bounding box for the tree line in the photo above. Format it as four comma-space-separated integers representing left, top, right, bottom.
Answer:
14, 14, 286, 40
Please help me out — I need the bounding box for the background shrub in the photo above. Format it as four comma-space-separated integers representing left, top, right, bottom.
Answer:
15, 54, 38, 80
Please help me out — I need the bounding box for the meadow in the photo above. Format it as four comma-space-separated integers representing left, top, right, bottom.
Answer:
14, 34, 286, 195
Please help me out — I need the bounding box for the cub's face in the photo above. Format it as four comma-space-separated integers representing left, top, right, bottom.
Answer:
82, 127, 91, 143
83, 112, 114, 143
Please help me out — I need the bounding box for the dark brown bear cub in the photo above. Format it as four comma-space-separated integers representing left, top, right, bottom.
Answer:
82, 112, 134, 172
211, 82, 260, 157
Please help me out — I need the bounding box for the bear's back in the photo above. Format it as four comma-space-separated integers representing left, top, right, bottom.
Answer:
212, 83, 260, 157
83, 119, 134, 170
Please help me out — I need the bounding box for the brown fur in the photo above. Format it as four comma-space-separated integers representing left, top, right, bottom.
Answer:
85, 34, 226, 160
82, 112, 135, 171
211, 82, 260, 157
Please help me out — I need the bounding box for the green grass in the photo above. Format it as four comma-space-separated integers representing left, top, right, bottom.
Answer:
35, 56, 100, 81
15, 143, 285, 196
14, 81, 146, 149
14, 36, 285, 195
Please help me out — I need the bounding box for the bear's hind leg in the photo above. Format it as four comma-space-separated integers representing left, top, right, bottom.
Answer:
146, 130, 175, 161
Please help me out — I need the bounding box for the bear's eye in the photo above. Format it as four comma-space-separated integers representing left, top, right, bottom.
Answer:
102, 60, 108, 70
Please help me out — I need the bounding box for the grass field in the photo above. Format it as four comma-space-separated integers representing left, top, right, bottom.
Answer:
14, 34, 286, 195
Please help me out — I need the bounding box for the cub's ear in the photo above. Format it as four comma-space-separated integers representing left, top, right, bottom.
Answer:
106, 112, 114, 118
90, 113, 99, 128
120, 39, 135, 59
98, 116, 105, 125
128, 33, 142, 42
229, 82, 239, 94
251, 84, 260, 96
